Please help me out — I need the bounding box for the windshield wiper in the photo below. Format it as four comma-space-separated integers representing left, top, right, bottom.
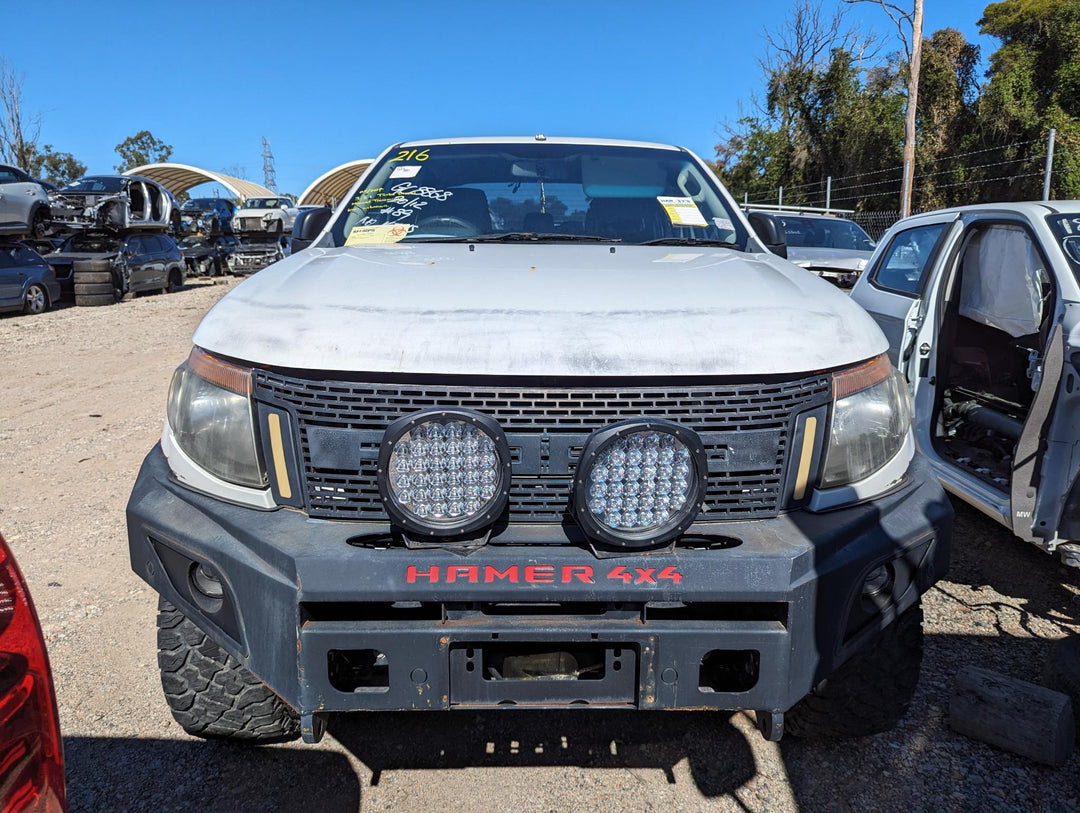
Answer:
428, 232, 622, 244
640, 237, 739, 247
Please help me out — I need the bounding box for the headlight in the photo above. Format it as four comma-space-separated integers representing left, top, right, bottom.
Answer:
821, 354, 912, 488
573, 420, 707, 549
166, 348, 266, 488
377, 409, 511, 537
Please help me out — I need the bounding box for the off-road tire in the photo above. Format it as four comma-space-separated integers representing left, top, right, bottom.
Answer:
785, 601, 924, 739
74, 282, 113, 297
1042, 635, 1080, 742
156, 597, 300, 743
75, 293, 116, 307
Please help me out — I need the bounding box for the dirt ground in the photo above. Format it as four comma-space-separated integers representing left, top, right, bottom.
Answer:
1, 278, 1078, 812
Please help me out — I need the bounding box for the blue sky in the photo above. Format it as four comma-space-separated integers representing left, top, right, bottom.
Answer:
5, 0, 996, 196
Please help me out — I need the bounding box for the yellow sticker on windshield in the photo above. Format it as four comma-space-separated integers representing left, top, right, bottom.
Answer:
345, 224, 411, 245
657, 196, 708, 227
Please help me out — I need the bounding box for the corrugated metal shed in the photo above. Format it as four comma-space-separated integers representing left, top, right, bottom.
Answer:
297, 160, 373, 206
123, 163, 275, 201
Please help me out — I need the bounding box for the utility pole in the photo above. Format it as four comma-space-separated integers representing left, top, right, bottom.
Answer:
1043, 128, 1056, 201
849, 0, 924, 217
900, 0, 923, 218
262, 137, 277, 193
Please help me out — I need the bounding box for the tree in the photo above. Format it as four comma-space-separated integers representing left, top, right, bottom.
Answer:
114, 130, 173, 172
978, 0, 1080, 199
912, 28, 980, 209
0, 58, 41, 170
25, 144, 86, 185
714, 0, 896, 208
845, 0, 925, 217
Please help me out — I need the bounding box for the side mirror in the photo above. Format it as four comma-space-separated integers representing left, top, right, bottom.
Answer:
291, 206, 332, 252
747, 212, 788, 259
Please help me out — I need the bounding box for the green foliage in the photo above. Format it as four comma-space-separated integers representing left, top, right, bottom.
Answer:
719, 0, 1080, 209
24, 144, 86, 185
978, 0, 1080, 198
114, 130, 172, 173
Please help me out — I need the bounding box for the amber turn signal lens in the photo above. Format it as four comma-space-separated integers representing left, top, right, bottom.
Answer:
831, 353, 891, 399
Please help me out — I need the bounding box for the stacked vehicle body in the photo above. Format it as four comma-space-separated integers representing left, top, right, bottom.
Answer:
44, 175, 186, 306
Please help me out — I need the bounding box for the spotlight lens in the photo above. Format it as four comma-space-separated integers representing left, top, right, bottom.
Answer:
585, 431, 696, 531
388, 419, 502, 523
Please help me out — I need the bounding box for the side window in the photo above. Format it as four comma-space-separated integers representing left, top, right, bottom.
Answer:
871, 223, 946, 295
0, 169, 19, 184
0, 248, 15, 268
13, 246, 44, 266
126, 237, 145, 258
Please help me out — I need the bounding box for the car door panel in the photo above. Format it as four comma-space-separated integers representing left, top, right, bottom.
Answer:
1012, 322, 1064, 544
127, 237, 150, 291
851, 217, 959, 366
0, 250, 23, 307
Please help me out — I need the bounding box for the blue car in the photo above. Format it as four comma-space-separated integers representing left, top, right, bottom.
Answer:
0, 241, 61, 315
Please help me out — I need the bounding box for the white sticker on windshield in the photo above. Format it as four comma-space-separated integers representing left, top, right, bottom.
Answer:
390, 165, 422, 179
345, 224, 411, 245
657, 196, 708, 227
712, 217, 734, 232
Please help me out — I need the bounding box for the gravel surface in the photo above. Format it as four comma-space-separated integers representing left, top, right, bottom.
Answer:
1, 278, 1078, 812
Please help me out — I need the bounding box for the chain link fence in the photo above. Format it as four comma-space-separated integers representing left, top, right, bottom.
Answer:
850, 211, 902, 241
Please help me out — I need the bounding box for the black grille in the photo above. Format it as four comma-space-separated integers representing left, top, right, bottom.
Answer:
254, 373, 831, 522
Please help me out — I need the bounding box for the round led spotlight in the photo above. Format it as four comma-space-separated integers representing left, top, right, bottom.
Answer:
377, 408, 512, 537
573, 420, 707, 549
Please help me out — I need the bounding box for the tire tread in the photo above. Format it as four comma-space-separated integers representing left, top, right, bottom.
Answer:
156, 597, 300, 743
785, 602, 924, 739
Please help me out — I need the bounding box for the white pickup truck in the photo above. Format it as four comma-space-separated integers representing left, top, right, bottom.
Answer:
127, 136, 951, 747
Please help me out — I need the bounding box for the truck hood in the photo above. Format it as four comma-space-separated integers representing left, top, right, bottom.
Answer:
193, 243, 888, 377
788, 247, 872, 271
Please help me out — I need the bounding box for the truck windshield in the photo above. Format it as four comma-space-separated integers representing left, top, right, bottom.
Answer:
1046, 213, 1080, 276
330, 142, 748, 248
777, 215, 875, 251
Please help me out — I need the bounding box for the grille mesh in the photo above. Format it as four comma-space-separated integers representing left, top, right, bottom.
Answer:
254, 373, 831, 522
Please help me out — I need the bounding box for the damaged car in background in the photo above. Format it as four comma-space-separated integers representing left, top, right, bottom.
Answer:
178, 198, 235, 237
180, 234, 238, 277
851, 201, 1080, 567
746, 207, 875, 288
49, 175, 181, 233
231, 196, 299, 235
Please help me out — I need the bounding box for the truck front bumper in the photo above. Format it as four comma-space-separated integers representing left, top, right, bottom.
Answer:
127, 446, 951, 717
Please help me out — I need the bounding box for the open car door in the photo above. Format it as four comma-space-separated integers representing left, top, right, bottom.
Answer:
850, 214, 961, 374
1015, 309, 1080, 565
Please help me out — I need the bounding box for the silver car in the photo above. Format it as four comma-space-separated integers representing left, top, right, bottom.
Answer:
851, 201, 1080, 567
0, 164, 50, 238
49, 175, 179, 233
775, 212, 875, 288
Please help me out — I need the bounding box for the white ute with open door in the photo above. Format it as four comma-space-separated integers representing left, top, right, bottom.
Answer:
851, 201, 1080, 567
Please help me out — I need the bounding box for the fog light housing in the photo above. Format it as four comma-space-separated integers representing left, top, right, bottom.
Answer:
188, 562, 225, 613
378, 409, 512, 537
191, 563, 224, 599
573, 420, 707, 549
